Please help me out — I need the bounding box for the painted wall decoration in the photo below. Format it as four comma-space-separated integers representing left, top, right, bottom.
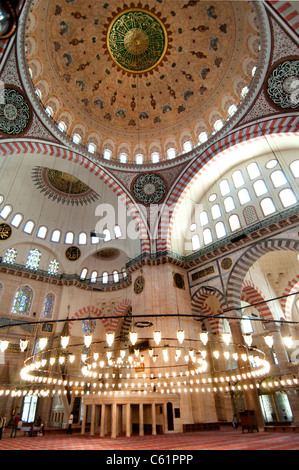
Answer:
132, 173, 166, 204
267, 59, 299, 109
0, 87, 31, 135
32, 166, 100, 206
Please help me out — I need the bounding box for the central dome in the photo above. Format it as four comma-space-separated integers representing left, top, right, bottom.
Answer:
107, 9, 168, 73
24, 0, 261, 164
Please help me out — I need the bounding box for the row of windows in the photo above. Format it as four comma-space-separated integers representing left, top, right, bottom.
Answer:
2, 284, 56, 318
2, 248, 59, 274
44, 87, 250, 164
80, 268, 127, 283
1, 248, 128, 283
189, 159, 299, 251
0, 200, 122, 245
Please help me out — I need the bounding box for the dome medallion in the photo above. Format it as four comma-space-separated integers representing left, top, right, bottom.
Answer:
107, 8, 168, 74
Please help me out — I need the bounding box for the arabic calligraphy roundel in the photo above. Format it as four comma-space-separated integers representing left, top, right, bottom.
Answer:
107, 8, 168, 74
132, 173, 166, 204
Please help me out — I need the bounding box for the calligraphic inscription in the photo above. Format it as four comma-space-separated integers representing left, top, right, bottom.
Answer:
65, 246, 81, 261
267, 60, 299, 109
173, 272, 185, 289
107, 9, 167, 73
0, 223, 12, 240
0, 88, 31, 135
191, 265, 215, 282
134, 275, 145, 294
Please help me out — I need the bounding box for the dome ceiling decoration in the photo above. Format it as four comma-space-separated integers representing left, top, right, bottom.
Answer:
132, 173, 166, 204
0, 87, 31, 135
31, 166, 100, 206
24, 0, 261, 164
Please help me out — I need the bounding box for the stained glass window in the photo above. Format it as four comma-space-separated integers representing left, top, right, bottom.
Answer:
11, 285, 33, 315
48, 259, 59, 275
41, 293, 55, 319
3, 247, 17, 264
26, 249, 41, 270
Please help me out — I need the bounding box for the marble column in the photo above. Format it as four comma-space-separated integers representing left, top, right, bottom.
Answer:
90, 404, 96, 436
81, 403, 87, 435
139, 403, 144, 436
100, 404, 106, 437
126, 403, 131, 437
151, 403, 157, 435
111, 402, 117, 438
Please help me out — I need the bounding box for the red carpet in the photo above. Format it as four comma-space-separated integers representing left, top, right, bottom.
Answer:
1, 429, 299, 450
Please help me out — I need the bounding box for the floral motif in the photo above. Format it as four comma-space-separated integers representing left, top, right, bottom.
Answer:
267, 60, 299, 109
0, 88, 31, 135
132, 173, 166, 204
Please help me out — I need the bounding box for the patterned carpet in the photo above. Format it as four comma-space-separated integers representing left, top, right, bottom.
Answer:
1, 429, 299, 451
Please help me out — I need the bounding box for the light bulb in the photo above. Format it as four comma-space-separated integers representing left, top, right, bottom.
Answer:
0, 340, 9, 352
283, 336, 293, 348
129, 331, 137, 346
39, 337, 48, 350
153, 331, 161, 345
106, 332, 114, 347
222, 333, 231, 346
61, 336, 70, 349
244, 334, 253, 347
200, 332, 208, 345
19, 339, 29, 352
84, 334, 92, 348
264, 335, 273, 348
177, 330, 185, 344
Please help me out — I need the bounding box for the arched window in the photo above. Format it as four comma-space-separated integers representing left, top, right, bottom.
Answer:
114, 225, 122, 238
215, 221, 226, 238
26, 249, 41, 270
41, 293, 55, 319
78, 232, 87, 245
198, 132, 208, 144
11, 285, 33, 315
183, 141, 192, 152
57, 121, 67, 132
241, 86, 249, 98
270, 170, 287, 188
203, 228, 213, 245
260, 197, 276, 216
119, 153, 127, 163
3, 247, 17, 264
238, 188, 251, 205
102, 272, 108, 284
0, 205, 12, 220
90, 271, 98, 283
224, 196, 235, 213
290, 160, 299, 178
192, 234, 200, 251
279, 188, 297, 207
113, 270, 119, 282
65, 232, 74, 244
219, 179, 231, 196
167, 148, 176, 159
253, 179, 268, 197
200, 211, 209, 226
247, 162, 261, 180
48, 259, 59, 275
228, 104, 237, 116
23, 220, 35, 234
51, 229, 61, 242
151, 152, 160, 163
72, 133, 81, 145
87, 143, 96, 154
211, 204, 221, 220
11, 213, 23, 228
136, 153, 143, 164
45, 106, 53, 117
37, 226, 48, 239
214, 119, 223, 132
232, 170, 245, 189
229, 214, 241, 232
80, 268, 88, 280
103, 149, 112, 160
266, 159, 278, 169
